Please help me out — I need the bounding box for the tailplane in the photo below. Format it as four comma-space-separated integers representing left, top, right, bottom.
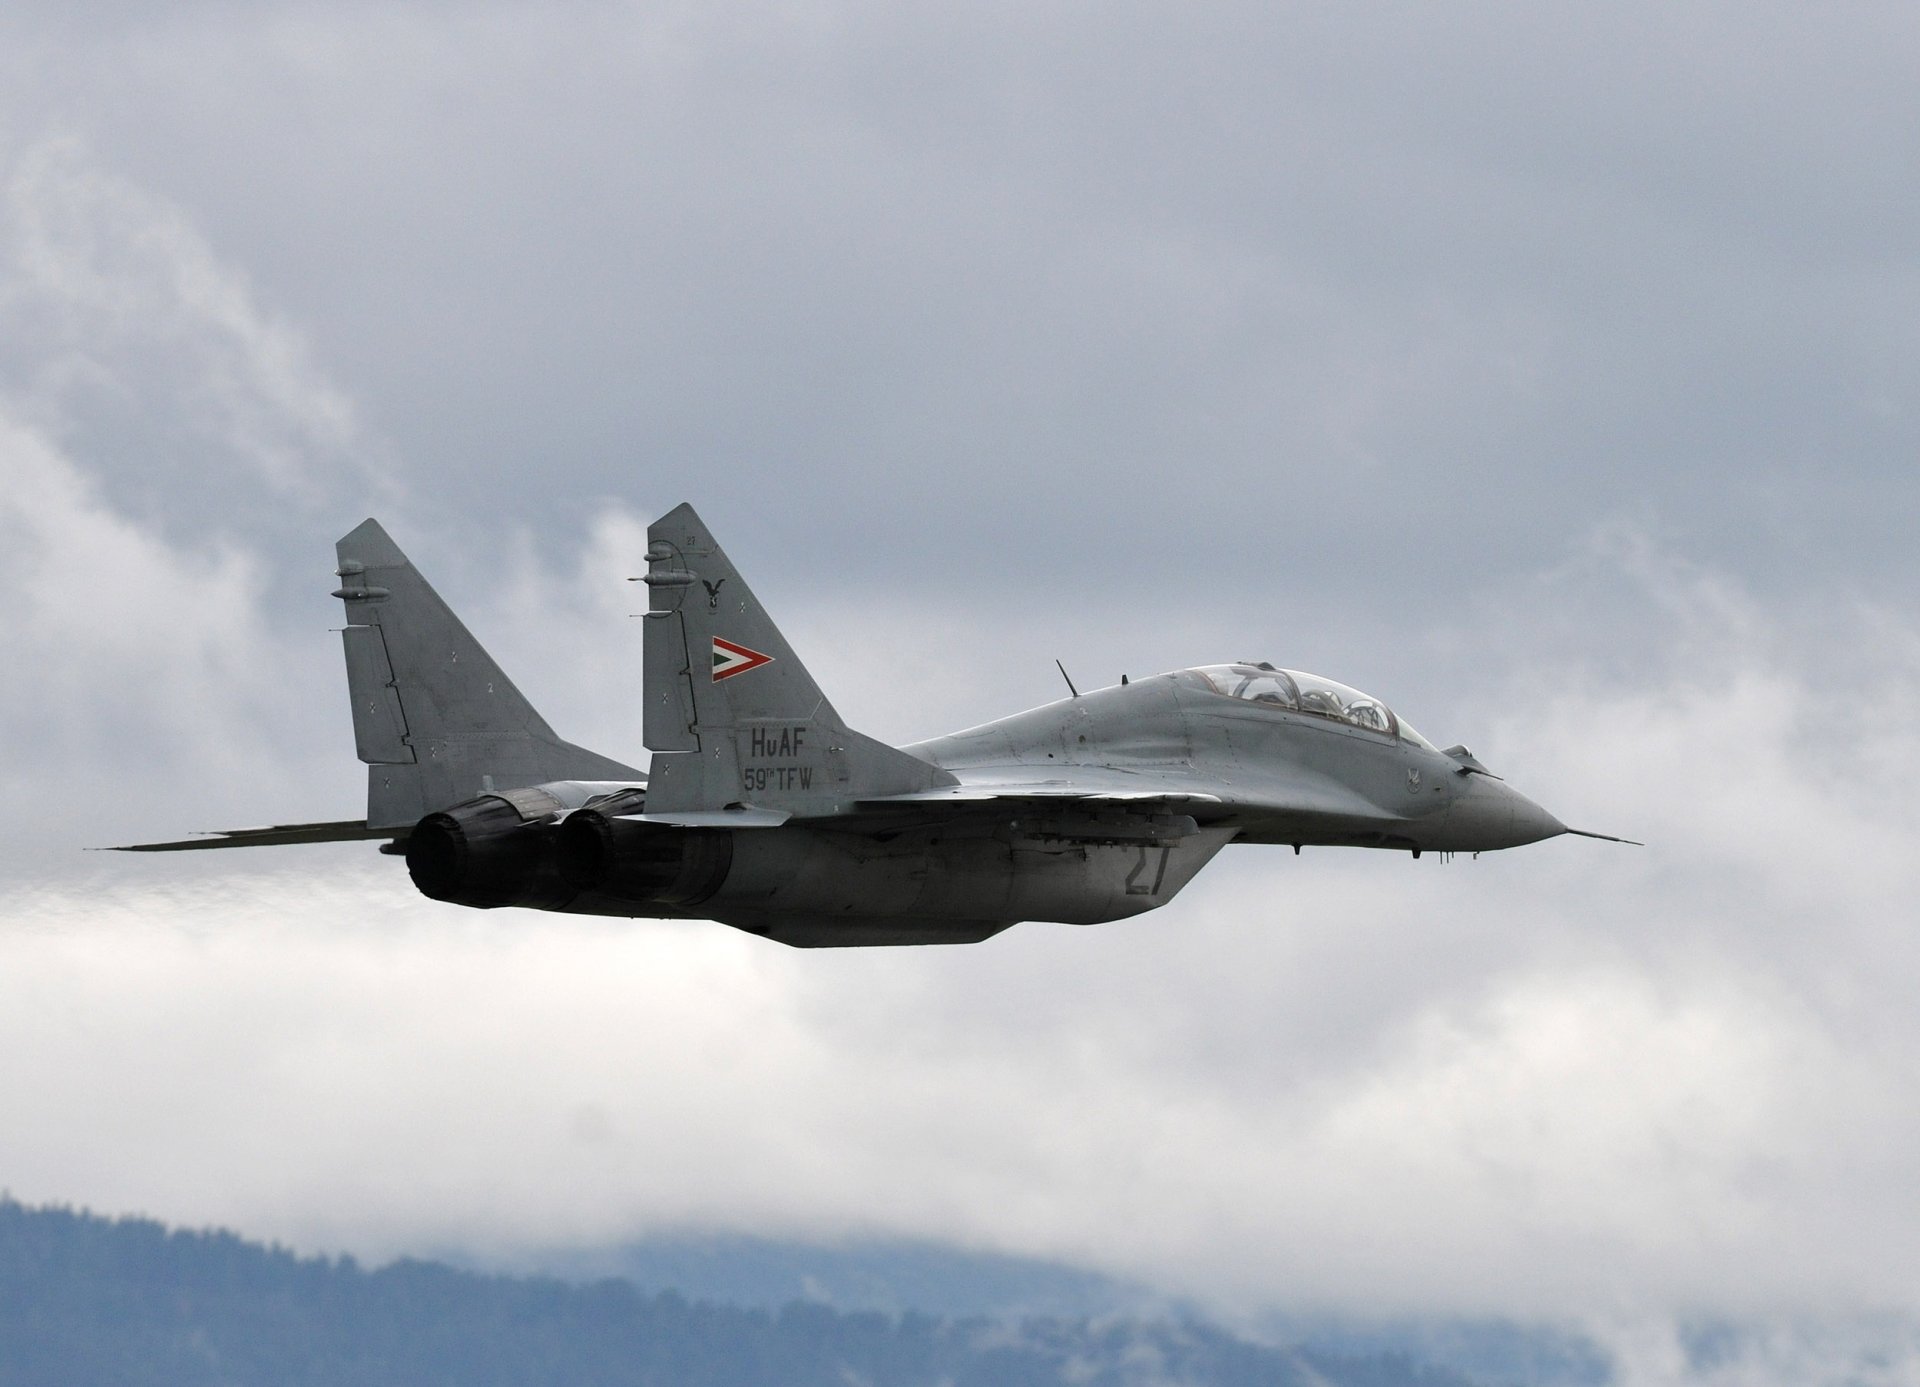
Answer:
639, 503, 951, 814
336, 519, 642, 829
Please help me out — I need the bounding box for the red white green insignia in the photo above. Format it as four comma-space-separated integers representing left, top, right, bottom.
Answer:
712, 636, 775, 681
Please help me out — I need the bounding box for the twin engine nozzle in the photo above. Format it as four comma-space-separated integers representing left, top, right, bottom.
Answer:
403, 796, 731, 912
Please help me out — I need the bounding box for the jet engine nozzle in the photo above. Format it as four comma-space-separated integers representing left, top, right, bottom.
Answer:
404, 796, 572, 909
554, 810, 733, 907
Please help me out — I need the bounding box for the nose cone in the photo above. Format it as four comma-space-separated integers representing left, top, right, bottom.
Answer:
1441, 774, 1567, 851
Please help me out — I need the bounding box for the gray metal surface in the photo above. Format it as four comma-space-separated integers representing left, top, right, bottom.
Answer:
639, 503, 953, 817
115, 507, 1626, 946
334, 518, 644, 828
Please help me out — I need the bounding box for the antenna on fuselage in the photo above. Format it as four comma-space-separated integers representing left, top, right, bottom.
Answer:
1055, 660, 1080, 698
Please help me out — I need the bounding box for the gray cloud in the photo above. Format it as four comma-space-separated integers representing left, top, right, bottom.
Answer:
5, 1, 1914, 602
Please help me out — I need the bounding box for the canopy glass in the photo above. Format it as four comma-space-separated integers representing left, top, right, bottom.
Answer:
1190, 663, 1439, 750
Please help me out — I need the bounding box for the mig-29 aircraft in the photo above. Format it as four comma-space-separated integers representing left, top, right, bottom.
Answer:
118, 505, 1628, 946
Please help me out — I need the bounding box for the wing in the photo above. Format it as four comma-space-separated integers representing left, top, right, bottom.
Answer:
860, 784, 1222, 807
107, 821, 401, 852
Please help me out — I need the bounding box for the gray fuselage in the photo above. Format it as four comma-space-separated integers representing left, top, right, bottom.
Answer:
908, 669, 1565, 856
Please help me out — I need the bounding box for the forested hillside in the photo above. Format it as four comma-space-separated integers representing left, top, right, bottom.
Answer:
0, 1199, 1471, 1387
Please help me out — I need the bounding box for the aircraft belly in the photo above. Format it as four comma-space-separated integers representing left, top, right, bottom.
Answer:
676, 821, 1238, 940
689, 825, 1013, 924
1007, 826, 1236, 924
715, 914, 1016, 948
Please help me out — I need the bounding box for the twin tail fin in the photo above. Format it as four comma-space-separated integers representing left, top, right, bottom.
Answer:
638, 503, 952, 815
336, 519, 642, 829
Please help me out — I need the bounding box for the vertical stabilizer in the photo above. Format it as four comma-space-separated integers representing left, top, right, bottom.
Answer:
336, 519, 642, 828
640, 503, 951, 813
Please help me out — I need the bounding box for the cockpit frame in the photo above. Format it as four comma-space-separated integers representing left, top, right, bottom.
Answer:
1191, 662, 1437, 749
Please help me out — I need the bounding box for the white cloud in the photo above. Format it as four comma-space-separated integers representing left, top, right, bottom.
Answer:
1589, 1315, 1920, 1387
4, 556, 1917, 1368
0, 408, 275, 775
0, 137, 395, 848
0, 135, 379, 506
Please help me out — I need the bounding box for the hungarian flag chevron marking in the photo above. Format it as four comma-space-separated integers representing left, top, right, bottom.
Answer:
712, 636, 775, 681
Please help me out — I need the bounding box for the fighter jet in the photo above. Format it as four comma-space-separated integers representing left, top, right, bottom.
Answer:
118, 505, 1629, 946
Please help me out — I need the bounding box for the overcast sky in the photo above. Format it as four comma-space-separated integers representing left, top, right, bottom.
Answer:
3, 4, 1918, 1382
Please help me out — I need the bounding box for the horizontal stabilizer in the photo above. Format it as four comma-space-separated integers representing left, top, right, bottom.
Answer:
108, 821, 398, 851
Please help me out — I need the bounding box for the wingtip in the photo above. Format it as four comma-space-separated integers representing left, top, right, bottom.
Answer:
336, 517, 408, 568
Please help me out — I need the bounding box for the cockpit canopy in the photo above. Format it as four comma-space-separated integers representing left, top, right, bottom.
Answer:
1190, 663, 1438, 749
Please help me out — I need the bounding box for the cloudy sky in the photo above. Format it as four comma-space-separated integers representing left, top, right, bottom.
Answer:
3, 2, 1918, 1381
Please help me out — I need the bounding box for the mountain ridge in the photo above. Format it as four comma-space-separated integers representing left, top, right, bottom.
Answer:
0, 1196, 1475, 1387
